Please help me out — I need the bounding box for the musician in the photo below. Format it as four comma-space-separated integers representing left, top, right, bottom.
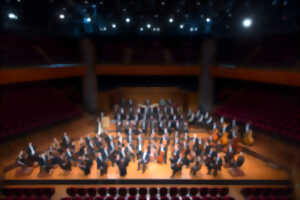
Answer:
16, 150, 26, 167
96, 153, 108, 176
136, 134, 143, 159
76, 137, 85, 157
96, 117, 103, 136
62, 132, 70, 148
79, 154, 93, 175
59, 154, 72, 171
212, 153, 223, 176
116, 120, 122, 133
138, 149, 149, 173
116, 154, 130, 177
38, 153, 52, 174
27, 142, 38, 161
224, 144, 234, 166
170, 155, 183, 177
190, 156, 202, 176
232, 152, 245, 168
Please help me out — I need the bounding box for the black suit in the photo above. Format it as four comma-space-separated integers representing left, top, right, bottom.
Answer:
117, 158, 130, 177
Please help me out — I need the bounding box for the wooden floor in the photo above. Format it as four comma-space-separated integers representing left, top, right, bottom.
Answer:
1, 114, 291, 185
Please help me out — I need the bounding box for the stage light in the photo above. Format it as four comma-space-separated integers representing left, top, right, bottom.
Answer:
242, 18, 252, 28
59, 14, 65, 20
112, 23, 117, 29
84, 17, 92, 23
194, 27, 198, 31
146, 23, 151, 29
190, 27, 194, 32
169, 17, 174, 23
179, 24, 184, 29
125, 17, 131, 23
206, 18, 211, 23
139, 27, 144, 32
8, 12, 18, 20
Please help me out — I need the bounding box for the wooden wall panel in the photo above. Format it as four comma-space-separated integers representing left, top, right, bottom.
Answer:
1, 65, 300, 87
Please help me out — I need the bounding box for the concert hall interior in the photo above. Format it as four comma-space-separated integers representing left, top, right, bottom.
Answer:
1, 0, 300, 200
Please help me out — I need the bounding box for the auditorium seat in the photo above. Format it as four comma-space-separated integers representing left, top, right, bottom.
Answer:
108, 188, 117, 197
95, 196, 104, 200
159, 188, 168, 197
138, 188, 147, 196
129, 188, 137, 196
98, 188, 107, 197
208, 188, 218, 196
189, 188, 198, 196
66, 187, 77, 197
200, 187, 208, 197
118, 188, 127, 197
179, 188, 188, 197
87, 188, 97, 197
149, 188, 158, 196
77, 188, 87, 197
169, 188, 178, 197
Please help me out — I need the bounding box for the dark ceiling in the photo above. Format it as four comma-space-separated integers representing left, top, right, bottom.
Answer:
1, 0, 299, 37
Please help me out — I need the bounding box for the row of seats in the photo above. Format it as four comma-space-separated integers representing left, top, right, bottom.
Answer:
1, 188, 55, 200
241, 187, 294, 197
0, 85, 82, 140
61, 196, 234, 200
65, 187, 231, 198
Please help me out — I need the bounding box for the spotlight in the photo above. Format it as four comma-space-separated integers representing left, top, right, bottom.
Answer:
242, 18, 252, 28
112, 23, 117, 28
59, 14, 65, 20
146, 23, 151, 29
169, 17, 174, 23
190, 27, 194, 32
206, 18, 211, 23
125, 17, 131, 23
8, 12, 18, 20
84, 17, 91, 23
139, 27, 144, 32
179, 24, 184, 29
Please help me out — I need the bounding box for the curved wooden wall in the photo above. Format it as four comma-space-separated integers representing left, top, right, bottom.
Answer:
0, 65, 300, 87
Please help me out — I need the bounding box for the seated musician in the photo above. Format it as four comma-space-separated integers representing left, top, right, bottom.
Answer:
116, 154, 130, 177
190, 156, 203, 176
138, 149, 149, 173
78, 151, 93, 175
16, 150, 26, 167
27, 142, 38, 162
38, 153, 53, 174
170, 154, 183, 177
58, 153, 72, 171
232, 152, 245, 168
96, 152, 108, 176
62, 132, 71, 148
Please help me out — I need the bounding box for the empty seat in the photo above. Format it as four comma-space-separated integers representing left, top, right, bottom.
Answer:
118, 188, 127, 197
179, 188, 188, 197
129, 188, 137, 196
138, 188, 147, 196
98, 188, 107, 197
159, 188, 168, 197
149, 188, 158, 196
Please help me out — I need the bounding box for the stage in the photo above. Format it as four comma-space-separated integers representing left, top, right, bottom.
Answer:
3, 127, 290, 186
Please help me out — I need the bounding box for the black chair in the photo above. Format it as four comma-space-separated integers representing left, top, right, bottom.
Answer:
169, 188, 178, 197
108, 188, 117, 197
159, 188, 168, 197
118, 188, 127, 197
129, 188, 138, 196
199, 188, 208, 197
87, 188, 97, 197
139, 188, 147, 196
66, 188, 77, 197
98, 188, 107, 197
149, 188, 158, 196
179, 188, 188, 197
189, 188, 198, 196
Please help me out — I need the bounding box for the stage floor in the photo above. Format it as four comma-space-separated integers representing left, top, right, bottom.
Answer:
3, 129, 290, 185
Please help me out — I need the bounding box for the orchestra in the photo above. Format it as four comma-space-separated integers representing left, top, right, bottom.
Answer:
15, 99, 247, 178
